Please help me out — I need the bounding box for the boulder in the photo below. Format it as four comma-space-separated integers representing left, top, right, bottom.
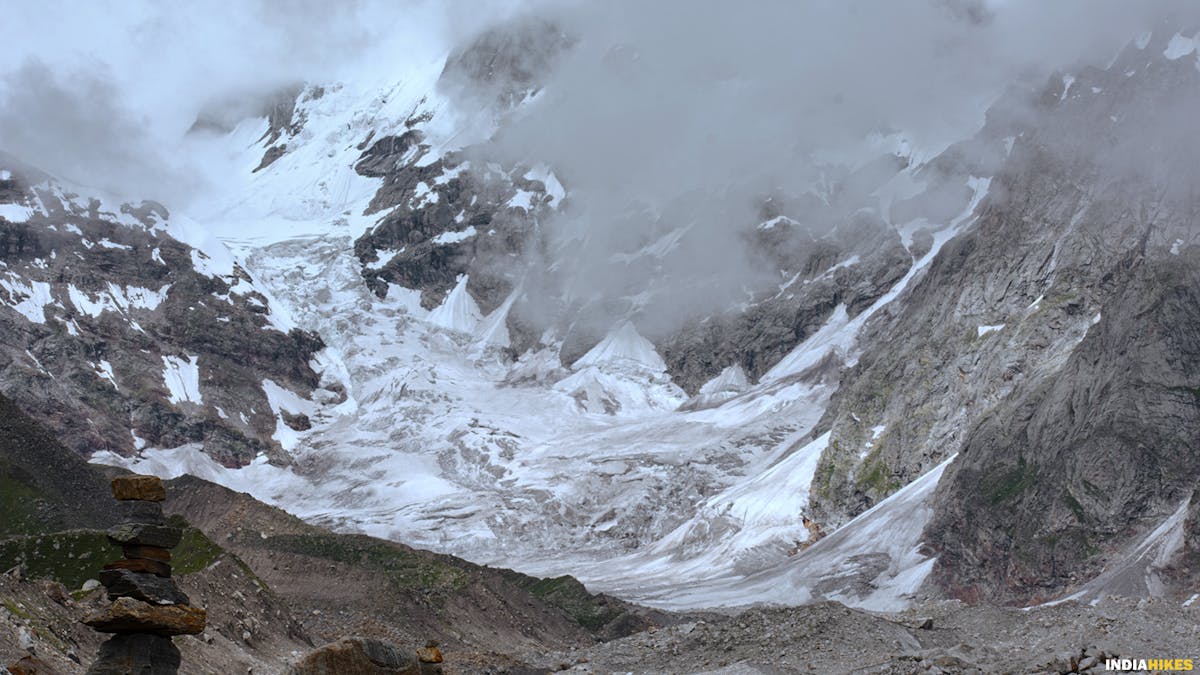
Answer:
289, 636, 420, 675
110, 475, 166, 502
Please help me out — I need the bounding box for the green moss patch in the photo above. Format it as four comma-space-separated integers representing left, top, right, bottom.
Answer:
987, 457, 1038, 505
0, 530, 112, 589
263, 533, 468, 593
523, 574, 623, 631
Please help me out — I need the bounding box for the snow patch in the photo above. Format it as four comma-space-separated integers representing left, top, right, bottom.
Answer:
0, 204, 35, 223
162, 355, 202, 405
68, 283, 167, 318
524, 164, 565, 206
94, 360, 117, 388
262, 379, 315, 452
699, 364, 749, 395
1, 278, 55, 323
1163, 32, 1198, 60
431, 226, 477, 245
1059, 74, 1075, 101
574, 322, 666, 372
977, 323, 1004, 338
428, 275, 482, 333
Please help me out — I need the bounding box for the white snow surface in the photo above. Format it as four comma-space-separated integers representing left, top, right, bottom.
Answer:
427, 274, 482, 333
573, 321, 667, 372
89, 78, 1006, 611
1163, 32, 1199, 60
1, 278, 55, 323
0, 203, 36, 223
161, 355, 202, 405
699, 364, 749, 395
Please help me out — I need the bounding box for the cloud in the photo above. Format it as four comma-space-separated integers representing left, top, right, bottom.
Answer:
470, 0, 1200, 332
0, 0, 527, 203
2, 0, 1197, 333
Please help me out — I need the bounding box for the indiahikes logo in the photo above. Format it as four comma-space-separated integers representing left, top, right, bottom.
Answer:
1105, 657, 1193, 671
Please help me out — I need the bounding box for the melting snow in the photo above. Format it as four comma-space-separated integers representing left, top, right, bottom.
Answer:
977, 323, 1005, 337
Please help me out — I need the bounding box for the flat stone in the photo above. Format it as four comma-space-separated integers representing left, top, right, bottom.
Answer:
103, 558, 172, 578
83, 597, 205, 636
110, 475, 166, 502
119, 500, 166, 525
108, 523, 182, 549
122, 544, 172, 563
85, 633, 181, 674
99, 569, 189, 605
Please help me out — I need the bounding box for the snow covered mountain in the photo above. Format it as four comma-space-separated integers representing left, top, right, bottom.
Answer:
2, 10, 1199, 615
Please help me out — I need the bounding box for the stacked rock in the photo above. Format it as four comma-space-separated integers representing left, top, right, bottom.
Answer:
82, 474, 206, 675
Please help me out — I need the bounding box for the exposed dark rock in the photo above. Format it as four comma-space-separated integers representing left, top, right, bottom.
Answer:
926, 253, 1200, 603
281, 410, 311, 431
85, 633, 180, 674
121, 545, 171, 562
254, 144, 287, 172
99, 569, 190, 605
118, 501, 166, 526
107, 523, 183, 550
438, 16, 574, 109
103, 558, 172, 578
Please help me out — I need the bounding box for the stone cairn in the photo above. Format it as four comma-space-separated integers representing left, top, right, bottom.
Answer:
82, 474, 206, 674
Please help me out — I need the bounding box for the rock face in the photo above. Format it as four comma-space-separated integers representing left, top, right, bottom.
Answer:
784, 30, 1200, 603
926, 254, 1200, 602
0, 154, 325, 466
84, 475, 205, 674
288, 637, 420, 675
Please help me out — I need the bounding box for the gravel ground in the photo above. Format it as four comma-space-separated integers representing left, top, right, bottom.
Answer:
524, 597, 1200, 674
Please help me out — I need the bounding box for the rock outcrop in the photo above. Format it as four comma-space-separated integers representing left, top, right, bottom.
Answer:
0, 154, 326, 466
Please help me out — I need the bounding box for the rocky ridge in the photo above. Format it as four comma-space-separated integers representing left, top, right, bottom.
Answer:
0, 153, 327, 466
